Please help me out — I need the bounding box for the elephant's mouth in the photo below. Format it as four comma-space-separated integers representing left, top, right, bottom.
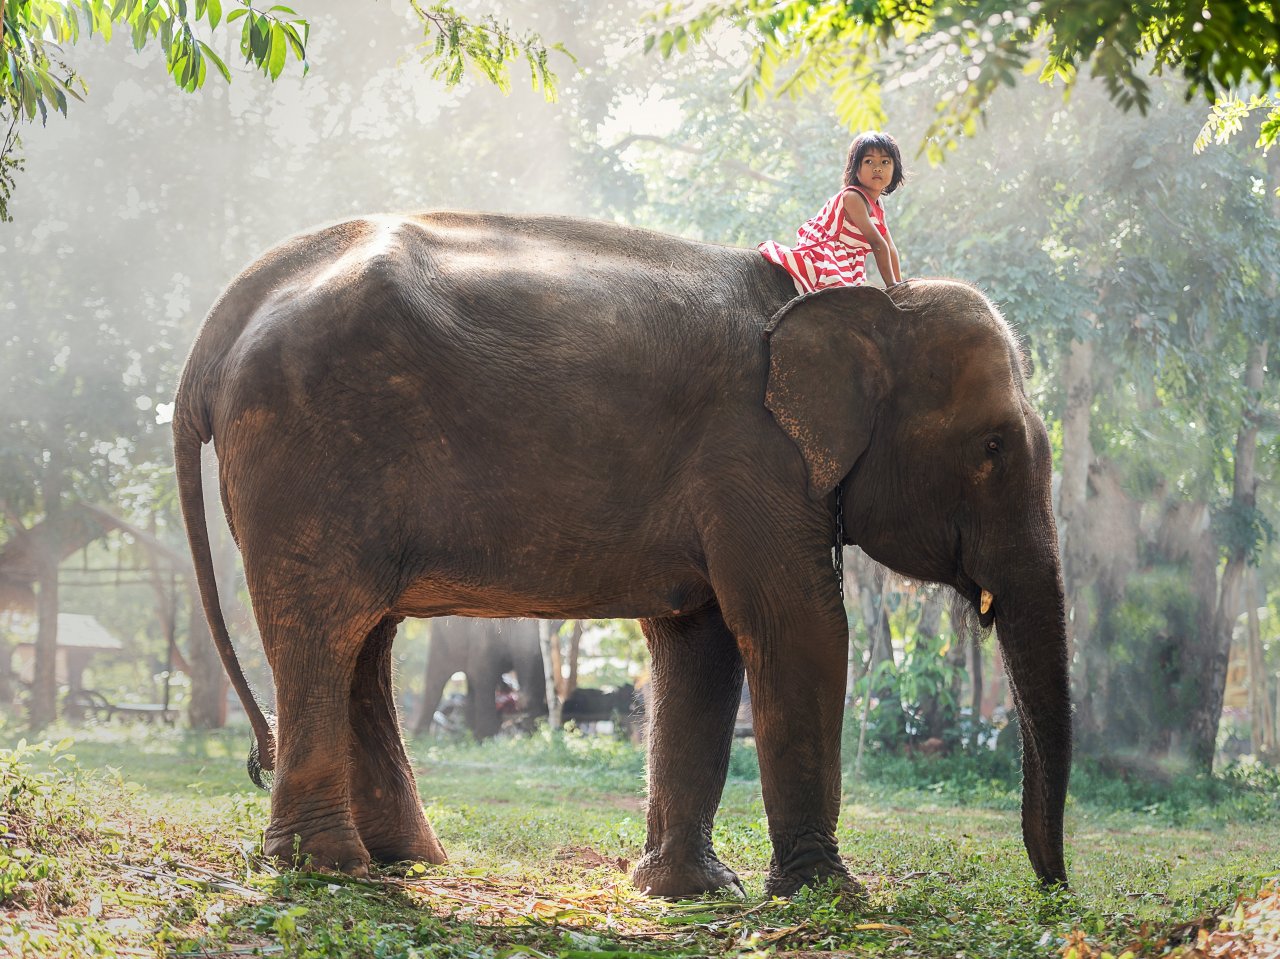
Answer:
954, 564, 997, 629
953, 534, 997, 628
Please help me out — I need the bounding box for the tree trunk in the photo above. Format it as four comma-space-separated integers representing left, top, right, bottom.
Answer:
187, 592, 227, 727
29, 456, 63, 730
565, 621, 581, 699
539, 619, 562, 730
915, 589, 958, 741
1245, 569, 1276, 759
548, 621, 566, 699
1187, 340, 1268, 772
0, 637, 12, 705
851, 550, 895, 697
969, 642, 984, 751
30, 557, 59, 729
848, 548, 905, 744
1058, 336, 1098, 742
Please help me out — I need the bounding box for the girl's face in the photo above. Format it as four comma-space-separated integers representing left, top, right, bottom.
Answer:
856, 150, 895, 192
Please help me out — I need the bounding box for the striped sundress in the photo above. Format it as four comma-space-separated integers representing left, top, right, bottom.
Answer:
758, 185, 889, 293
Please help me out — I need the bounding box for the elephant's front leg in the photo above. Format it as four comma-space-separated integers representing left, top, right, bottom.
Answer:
747, 608, 853, 897
710, 519, 857, 898
633, 605, 745, 898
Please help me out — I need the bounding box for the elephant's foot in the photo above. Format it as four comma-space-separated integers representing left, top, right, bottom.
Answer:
764, 866, 865, 901
763, 833, 864, 901
356, 813, 448, 867
632, 848, 744, 899
264, 818, 370, 876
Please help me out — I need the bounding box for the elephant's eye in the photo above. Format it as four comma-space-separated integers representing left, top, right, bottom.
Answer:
985, 436, 1002, 455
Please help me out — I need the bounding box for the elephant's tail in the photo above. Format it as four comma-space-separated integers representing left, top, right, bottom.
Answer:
173, 387, 277, 789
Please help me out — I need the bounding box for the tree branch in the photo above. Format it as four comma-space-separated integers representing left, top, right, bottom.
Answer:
0, 499, 28, 535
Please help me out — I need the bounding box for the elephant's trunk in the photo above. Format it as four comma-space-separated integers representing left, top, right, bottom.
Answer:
992, 562, 1071, 887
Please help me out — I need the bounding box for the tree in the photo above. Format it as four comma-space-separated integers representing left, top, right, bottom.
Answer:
0, 1, 570, 221
647, 0, 1280, 158
892, 74, 1280, 770
0, 0, 651, 728
0, 0, 311, 220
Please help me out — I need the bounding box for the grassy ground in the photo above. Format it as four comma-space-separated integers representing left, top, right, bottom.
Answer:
1, 720, 1278, 958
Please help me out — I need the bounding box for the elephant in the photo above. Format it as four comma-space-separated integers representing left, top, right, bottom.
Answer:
174, 211, 1070, 898
561, 683, 638, 734
412, 616, 546, 739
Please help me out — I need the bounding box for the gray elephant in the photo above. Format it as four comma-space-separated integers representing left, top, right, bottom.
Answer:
413, 616, 546, 739
174, 212, 1069, 898
562, 683, 638, 734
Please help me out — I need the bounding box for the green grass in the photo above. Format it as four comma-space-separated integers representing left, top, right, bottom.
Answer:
0, 721, 1277, 958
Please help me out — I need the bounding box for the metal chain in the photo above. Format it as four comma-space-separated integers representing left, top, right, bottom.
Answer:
833, 484, 845, 600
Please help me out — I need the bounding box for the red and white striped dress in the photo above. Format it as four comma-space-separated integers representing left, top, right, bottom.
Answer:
758, 185, 889, 293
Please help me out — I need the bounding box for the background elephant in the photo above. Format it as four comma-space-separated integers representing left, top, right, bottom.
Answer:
175, 211, 1069, 897
412, 616, 547, 739
561, 683, 638, 734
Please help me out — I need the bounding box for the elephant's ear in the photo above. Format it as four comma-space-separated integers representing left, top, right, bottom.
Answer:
764, 286, 897, 496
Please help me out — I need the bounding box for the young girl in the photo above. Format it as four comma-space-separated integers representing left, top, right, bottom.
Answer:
759, 131, 905, 294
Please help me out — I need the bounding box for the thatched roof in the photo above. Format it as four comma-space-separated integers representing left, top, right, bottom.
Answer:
0, 502, 189, 614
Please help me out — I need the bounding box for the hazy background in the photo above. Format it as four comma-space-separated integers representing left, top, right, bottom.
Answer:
2, 0, 1276, 768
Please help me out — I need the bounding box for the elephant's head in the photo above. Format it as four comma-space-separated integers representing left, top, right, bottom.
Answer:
765, 280, 1070, 886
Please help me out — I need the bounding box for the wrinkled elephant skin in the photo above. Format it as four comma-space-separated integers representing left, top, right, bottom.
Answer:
174, 212, 1070, 896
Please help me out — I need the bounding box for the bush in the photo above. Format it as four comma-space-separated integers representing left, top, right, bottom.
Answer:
0, 738, 110, 909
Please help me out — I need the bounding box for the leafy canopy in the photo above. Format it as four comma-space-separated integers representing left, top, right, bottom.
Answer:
0, 1, 568, 220
645, 0, 1280, 158
0, 0, 310, 221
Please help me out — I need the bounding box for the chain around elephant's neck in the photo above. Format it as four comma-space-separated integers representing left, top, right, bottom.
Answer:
834, 484, 845, 600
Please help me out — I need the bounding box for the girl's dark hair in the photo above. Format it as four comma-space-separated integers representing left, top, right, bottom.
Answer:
842, 131, 906, 195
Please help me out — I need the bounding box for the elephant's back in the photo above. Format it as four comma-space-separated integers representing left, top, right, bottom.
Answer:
206, 211, 788, 365
205, 212, 791, 435
393, 210, 788, 351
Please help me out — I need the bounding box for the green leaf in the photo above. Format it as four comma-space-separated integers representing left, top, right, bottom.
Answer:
206, 0, 222, 29
198, 39, 231, 82
130, 13, 149, 52
267, 23, 285, 80
281, 23, 304, 61
249, 13, 269, 62
1257, 104, 1280, 151
19, 68, 36, 119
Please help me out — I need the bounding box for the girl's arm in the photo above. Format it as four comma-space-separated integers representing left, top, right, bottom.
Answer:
885, 227, 902, 285
843, 193, 897, 287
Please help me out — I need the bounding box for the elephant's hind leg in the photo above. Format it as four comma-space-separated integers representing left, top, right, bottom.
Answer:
348, 617, 448, 865
259, 610, 370, 874
632, 605, 744, 898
